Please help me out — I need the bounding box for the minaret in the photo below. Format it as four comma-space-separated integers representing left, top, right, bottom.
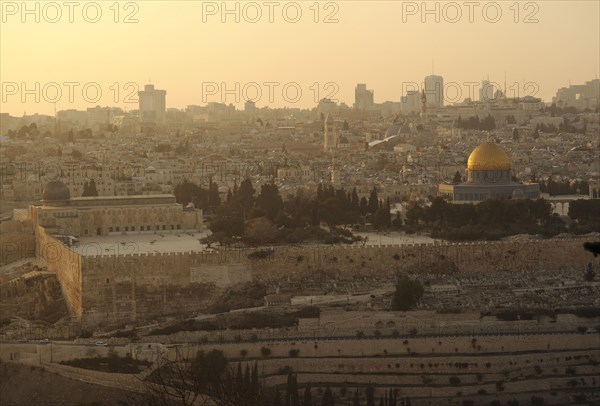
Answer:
323, 113, 334, 151
330, 155, 340, 185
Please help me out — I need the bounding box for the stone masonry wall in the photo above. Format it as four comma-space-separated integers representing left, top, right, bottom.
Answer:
33, 236, 595, 326
36, 226, 83, 318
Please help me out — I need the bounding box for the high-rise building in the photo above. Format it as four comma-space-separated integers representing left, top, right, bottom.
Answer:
479, 80, 494, 103
553, 79, 600, 110
354, 83, 374, 110
138, 84, 166, 123
424, 75, 444, 108
400, 91, 421, 113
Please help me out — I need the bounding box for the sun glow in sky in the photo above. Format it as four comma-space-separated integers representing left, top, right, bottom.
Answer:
1, 0, 599, 115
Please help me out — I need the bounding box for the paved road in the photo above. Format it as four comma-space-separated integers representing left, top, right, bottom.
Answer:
2, 329, 597, 347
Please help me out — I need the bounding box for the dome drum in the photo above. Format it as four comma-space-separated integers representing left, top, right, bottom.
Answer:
42, 181, 71, 206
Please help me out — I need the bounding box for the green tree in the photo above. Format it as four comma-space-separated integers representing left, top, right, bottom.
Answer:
285, 372, 299, 406
391, 276, 424, 311
367, 187, 379, 215
584, 262, 596, 282
453, 171, 462, 183
191, 349, 229, 392
208, 181, 221, 210
321, 387, 335, 406
245, 217, 278, 244
303, 384, 313, 406
353, 390, 361, 406
255, 183, 283, 221
366, 384, 375, 406
235, 178, 256, 213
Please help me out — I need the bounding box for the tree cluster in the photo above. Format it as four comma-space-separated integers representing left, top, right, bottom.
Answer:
540, 102, 578, 116
454, 114, 496, 131
137, 349, 261, 406
391, 276, 424, 311
269, 381, 410, 406
539, 179, 589, 196
176, 178, 397, 245
569, 199, 600, 224
406, 197, 565, 240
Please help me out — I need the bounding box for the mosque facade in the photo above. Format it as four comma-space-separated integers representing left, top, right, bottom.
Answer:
28, 181, 203, 238
438, 142, 540, 203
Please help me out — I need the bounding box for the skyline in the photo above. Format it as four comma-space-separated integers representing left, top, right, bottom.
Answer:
1, 0, 599, 116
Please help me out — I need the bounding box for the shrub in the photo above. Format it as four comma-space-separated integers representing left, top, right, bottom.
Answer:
260, 346, 271, 357
449, 376, 461, 386
530, 396, 544, 405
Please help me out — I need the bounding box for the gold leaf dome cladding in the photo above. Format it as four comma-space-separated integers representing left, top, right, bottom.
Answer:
467, 142, 511, 171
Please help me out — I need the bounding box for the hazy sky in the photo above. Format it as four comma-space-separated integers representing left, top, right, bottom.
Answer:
1, 0, 599, 116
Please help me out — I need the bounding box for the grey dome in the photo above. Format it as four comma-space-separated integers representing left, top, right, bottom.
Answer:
42, 181, 70, 202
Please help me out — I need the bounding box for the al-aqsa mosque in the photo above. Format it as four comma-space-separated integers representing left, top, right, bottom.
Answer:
25, 180, 203, 238
438, 142, 540, 203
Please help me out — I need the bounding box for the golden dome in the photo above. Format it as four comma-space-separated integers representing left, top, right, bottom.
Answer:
467, 142, 511, 171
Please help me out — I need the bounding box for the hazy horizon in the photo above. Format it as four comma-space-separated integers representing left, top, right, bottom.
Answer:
1, 0, 599, 116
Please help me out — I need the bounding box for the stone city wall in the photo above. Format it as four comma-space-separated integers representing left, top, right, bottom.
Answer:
147, 237, 591, 280
36, 225, 83, 318
80, 252, 251, 326
31, 236, 594, 326
0, 220, 36, 266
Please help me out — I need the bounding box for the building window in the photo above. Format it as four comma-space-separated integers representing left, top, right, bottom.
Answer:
84, 229, 88, 235
116, 226, 120, 232
170, 225, 174, 230
106, 278, 110, 284
177, 224, 180, 230
162, 225, 166, 230
132, 226, 136, 231
109, 227, 113, 232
